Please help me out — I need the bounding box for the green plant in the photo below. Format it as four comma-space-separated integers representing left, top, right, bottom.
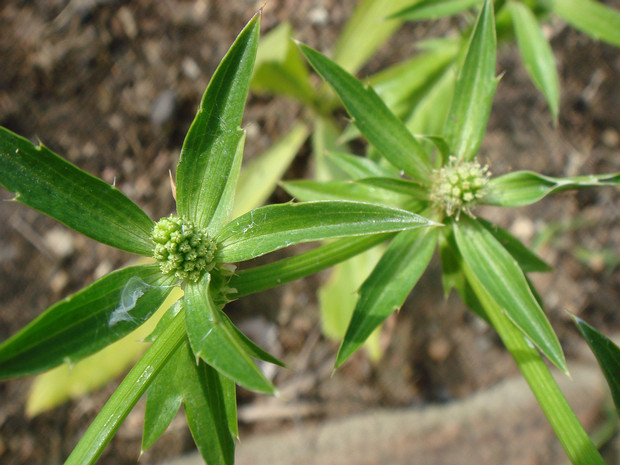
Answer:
0, 13, 439, 464
277, 1, 620, 463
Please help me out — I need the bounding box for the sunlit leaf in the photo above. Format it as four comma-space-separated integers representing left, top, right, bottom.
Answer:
336, 227, 438, 367
445, 0, 498, 161
184, 274, 275, 394
454, 217, 567, 372
0, 127, 154, 255
0, 265, 174, 379
298, 43, 432, 182
216, 201, 438, 263
27, 286, 182, 416
573, 317, 620, 416
486, 170, 620, 206
176, 13, 260, 228
234, 123, 308, 217
65, 309, 186, 465
230, 234, 393, 298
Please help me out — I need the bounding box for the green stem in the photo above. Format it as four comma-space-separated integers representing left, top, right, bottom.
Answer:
465, 265, 607, 465
64, 310, 186, 465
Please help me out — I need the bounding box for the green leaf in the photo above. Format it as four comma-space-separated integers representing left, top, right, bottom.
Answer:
477, 217, 551, 273
142, 343, 185, 452
331, 0, 413, 74
143, 339, 239, 457
234, 123, 308, 217
0, 264, 173, 379
573, 317, 620, 416
357, 177, 429, 200
184, 274, 275, 393
175, 13, 260, 229
281, 179, 410, 206
324, 151, 395, 179
336, 227, 438, 367
463, 261, 607, 465
0, 127, 154, 256
298, 43, 431, 182
453, 217, 567, 372
369, 40, 459, 118
219, 312, 285, 367
27, 286, 182, 416
390, 0, 483, 20
547, 0, 620, 47
179, 345, 236, 465
65, 308, 186, 465
230, 234, 393, 297
486, 170, 620, 207
319, 247, 385, 361
509, 1, 560, 121
405, 65, 456, 138
312, 117, 345, 182
438, 227, 490, 322
445, 0, 498, 161
251, 22, 316, 105
207, 133, 245, 235
216, 201, 438, 263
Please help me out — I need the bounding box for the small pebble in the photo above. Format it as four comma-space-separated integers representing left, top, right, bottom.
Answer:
44, 228, 75, 259
150, 89, 176, 126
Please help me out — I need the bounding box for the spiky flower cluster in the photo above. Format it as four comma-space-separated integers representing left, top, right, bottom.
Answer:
152, 215, 217, 282
430, 156, 490, 219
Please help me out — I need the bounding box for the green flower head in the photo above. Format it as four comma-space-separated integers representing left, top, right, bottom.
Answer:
430, 156, 490, 219
152, 215, 217, 282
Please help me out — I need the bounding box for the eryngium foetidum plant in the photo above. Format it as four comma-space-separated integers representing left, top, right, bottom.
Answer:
0, 13, 438, 465
279, 2, 620, 465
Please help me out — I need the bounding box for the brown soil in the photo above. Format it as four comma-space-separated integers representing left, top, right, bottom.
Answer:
0, 1, 619, 464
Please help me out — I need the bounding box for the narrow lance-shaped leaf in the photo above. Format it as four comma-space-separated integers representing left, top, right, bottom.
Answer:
0, 127, 154, 255
184, 274, 275, 394
179, 345, 236, 465
229, 234, 393, 298
143, 335, 242, 455
27, 286, 183, 417
485, 170, 620, 207
453, 217, 567, 372
175, 13, 260, 229
477, 217, 551, 273
509, 1, 560, 121
573, 317, 620, 416
0, 264, 174, 379
65, 309, 186, 465
445, 0, 498, 161
438, 227, 490, 322
336, 227, 438, 367
298, 43, 431, 182
142, 343, 185, 453
216, 201, 438, 263
390, 0, 483, 20
547, 0, 620, 47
